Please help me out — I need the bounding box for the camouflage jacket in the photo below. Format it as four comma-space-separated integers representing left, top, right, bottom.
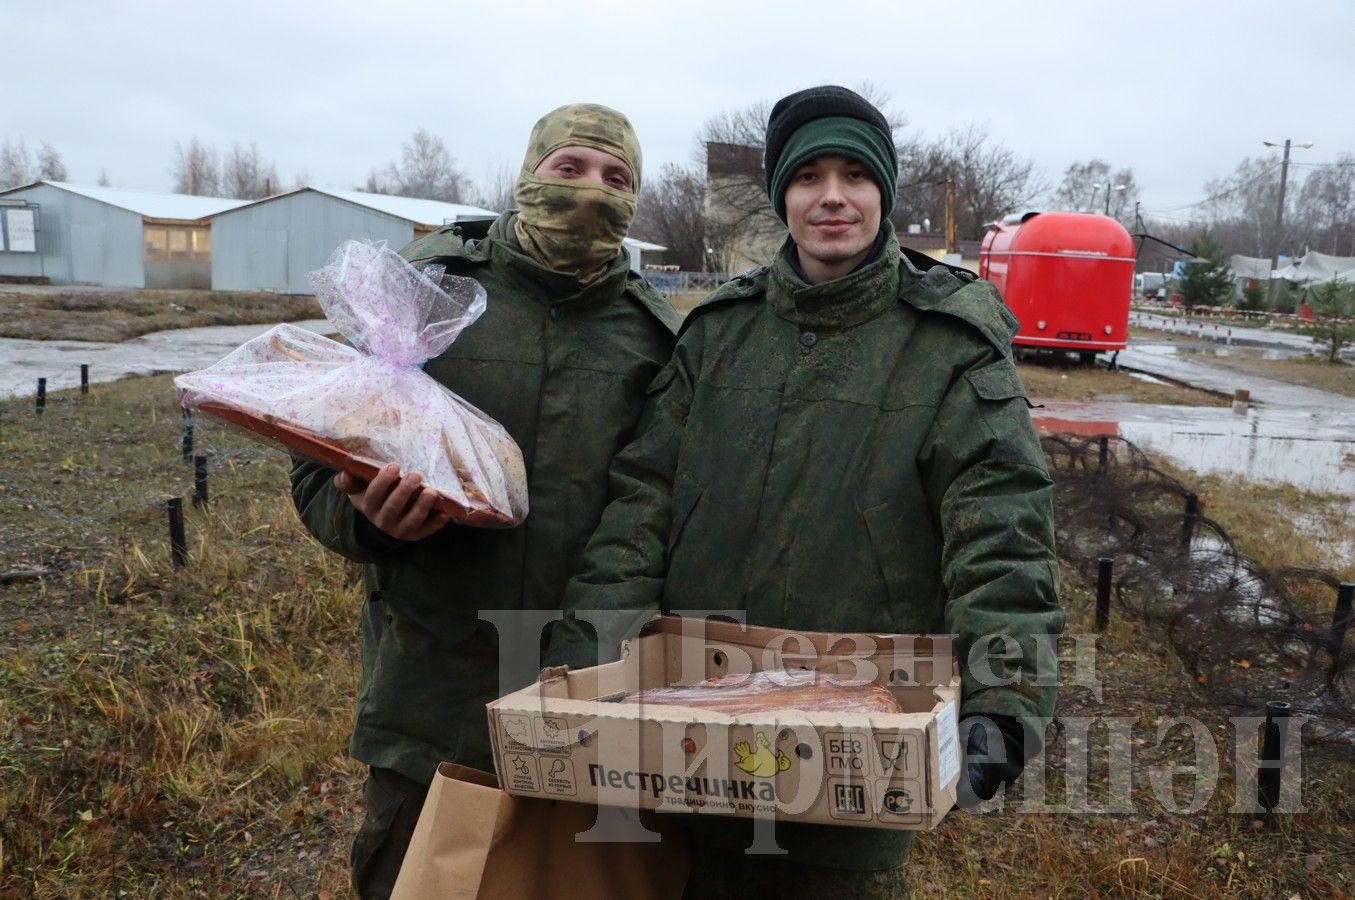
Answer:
290, 212, 678, 783
548, 226, 1063, 868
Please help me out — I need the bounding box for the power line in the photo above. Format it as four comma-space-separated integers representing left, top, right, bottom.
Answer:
1140, 161, 1282, 213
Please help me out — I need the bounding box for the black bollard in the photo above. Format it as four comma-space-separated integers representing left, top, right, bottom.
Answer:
1256, 700, 1292, 816
36, 378, 46, 415
1180, 492, 1199, 551
193, 455, 209, 507
80, 364, 89, 395
1331, 583, 1354, 656
1095, 557, 1113, 631
166, 497, 187, 567
181, 422, 193, 463
1097, 435, 1109, 473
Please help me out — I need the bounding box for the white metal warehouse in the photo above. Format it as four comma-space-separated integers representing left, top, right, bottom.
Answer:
209, 188, 666, 294
207, 188, 498, 294
0, 181, 247, 288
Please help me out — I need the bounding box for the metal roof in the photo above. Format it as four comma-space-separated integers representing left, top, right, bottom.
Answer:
0, 181, 250, 220
625, 237, 666, 252
307, 188, 496, 225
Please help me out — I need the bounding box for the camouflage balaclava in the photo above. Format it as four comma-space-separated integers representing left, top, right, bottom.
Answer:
513, 103, 642, 283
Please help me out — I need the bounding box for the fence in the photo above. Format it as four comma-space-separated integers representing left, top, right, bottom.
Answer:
642, 270, 732, 297
1043, 432, 1353, 748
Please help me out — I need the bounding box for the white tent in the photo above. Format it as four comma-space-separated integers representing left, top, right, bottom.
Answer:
1229, 254, 1273, 281
1274, 250, 1355, 284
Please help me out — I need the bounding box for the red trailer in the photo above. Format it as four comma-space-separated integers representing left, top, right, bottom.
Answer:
979, 211, 1135, 361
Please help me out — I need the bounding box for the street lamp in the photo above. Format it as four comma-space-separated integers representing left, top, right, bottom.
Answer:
1089, 181, 1127, 216
1262, 139, 1313, 308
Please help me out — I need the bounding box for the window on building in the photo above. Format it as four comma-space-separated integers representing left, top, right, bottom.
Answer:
145, 227, 169, 262
168, 229, 190, 259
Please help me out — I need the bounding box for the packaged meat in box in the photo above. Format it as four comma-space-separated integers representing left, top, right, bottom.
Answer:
175, 240, 527, 527
487, 616, 963, 831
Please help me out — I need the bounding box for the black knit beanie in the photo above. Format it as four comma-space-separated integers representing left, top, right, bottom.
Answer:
764, 85, 898, 221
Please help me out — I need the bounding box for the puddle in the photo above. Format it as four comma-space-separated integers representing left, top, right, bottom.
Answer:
0, 319, 332, 400
1190, 346, 1307, 362
1033, 399, 1355, 496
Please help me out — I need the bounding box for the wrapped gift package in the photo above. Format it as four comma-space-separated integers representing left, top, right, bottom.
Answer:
175, 240, 527, 527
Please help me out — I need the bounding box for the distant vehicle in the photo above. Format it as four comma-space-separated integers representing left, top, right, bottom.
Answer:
979, 211, 1135, 363
1134, 272, 1170, 299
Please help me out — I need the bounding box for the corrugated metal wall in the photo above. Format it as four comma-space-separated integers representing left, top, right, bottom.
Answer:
0, 184, 144, 287
211, 190, 414, 294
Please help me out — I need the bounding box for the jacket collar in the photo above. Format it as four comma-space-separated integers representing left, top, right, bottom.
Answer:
767, 220, 902, 330
481, 212, 631, 310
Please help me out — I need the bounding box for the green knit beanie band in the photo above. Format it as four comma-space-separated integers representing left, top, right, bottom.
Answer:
768, 116, 898, 221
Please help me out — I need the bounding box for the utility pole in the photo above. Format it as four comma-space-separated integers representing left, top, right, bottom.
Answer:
945, 178, 956, 255
1263, 138, 1312, 310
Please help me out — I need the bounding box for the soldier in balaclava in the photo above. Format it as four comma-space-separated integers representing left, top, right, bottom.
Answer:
292, 103, 678, 900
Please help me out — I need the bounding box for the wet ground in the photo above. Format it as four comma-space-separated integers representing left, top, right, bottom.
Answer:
1116, 342, 1353, 412
1132, 311, 1353, 356
4, 317, 1351, 497
1032, 398, 1355, 495
0, 319, 331, 400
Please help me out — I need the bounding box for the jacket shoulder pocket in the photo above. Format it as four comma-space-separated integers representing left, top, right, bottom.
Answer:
964, 358, 1027, 402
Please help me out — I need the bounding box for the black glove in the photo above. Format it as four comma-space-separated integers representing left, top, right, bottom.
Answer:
956, 714, 1028, 809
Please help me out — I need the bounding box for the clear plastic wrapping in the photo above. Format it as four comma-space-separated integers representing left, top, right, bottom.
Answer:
175, 240, 528, 527
622, 668, 903, 715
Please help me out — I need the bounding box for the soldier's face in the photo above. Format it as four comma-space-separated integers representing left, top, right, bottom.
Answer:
534, 145, 634, 193
784, 155, 881, 281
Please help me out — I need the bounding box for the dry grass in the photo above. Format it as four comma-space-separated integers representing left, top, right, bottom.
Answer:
0, 376, 358, 898
0, 289, 322, 342
1016, 356, 1228, 406
0, 374, 1351, 897
909, 569, 1355, 898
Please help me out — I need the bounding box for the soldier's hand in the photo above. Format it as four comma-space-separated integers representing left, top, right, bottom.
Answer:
336, 463, 452, 541
956, 714, 1027, 809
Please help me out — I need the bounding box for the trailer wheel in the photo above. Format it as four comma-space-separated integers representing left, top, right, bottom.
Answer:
1079, 351, 1096, 365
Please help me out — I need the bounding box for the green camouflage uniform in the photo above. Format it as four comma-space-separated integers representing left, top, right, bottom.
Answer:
550, 222, 1063, 887
290, 211, 678, 783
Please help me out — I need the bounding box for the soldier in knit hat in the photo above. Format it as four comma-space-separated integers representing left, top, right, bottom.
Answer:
551, 86, 1063, 897
292, 103, 678, 899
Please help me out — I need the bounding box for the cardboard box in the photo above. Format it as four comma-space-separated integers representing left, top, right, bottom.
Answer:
487, 617, 961, 830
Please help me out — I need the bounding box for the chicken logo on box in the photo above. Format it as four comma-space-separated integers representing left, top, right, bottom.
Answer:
732, 732, 791, 777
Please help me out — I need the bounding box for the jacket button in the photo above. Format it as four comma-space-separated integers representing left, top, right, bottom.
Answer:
799, 331, 818, 348
550, 307, 560, 321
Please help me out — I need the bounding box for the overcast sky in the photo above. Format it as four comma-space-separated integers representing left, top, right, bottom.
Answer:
5, 0, 1352, 221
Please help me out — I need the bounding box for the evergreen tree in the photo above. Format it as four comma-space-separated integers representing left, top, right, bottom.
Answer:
1179, 230, 1234, 307
1301, 277, 1355, 363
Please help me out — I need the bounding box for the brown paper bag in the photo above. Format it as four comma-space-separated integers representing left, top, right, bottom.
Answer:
391, 763, 690, 900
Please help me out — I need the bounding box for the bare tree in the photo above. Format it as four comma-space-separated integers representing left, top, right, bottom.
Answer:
370, 128, 467, 202
36, 142, 67, 182
1198, 155, 1289, 258
98, 169, 112, 187
1295, 157, 1355, 256
290, 170, 311, 192
1051, 158, 1139, 222
172, 138, 221, 196
896, 124, 1045, 240
469, 162, 517, 212
0, 139, 36, 189
631, 163, 709, 271
221, 141, 280, 199
361, 167, 389, 194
